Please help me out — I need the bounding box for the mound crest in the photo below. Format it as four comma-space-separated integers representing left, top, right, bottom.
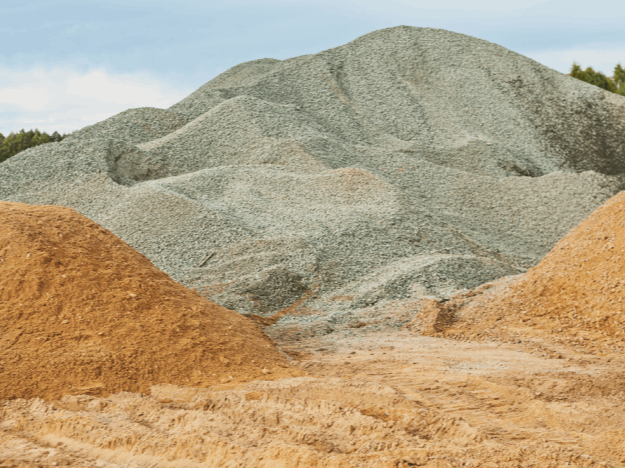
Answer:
0, 202, 296, 400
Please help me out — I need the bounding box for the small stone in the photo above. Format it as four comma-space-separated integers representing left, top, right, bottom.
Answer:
262, 368, 270, 375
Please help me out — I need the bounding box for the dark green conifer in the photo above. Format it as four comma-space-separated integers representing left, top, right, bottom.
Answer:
614, 63, 625, 96
0, 129, 67, 164
569, 62, 617, 93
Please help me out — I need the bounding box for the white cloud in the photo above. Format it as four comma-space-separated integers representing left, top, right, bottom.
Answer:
0, 87, 51, 111
527, 46, 625, 75
0, 68, 192, 135
67, 71, 180, 107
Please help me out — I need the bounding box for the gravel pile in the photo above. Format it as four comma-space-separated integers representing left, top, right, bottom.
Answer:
2, 26, 625, 328
67, 107, 189, 145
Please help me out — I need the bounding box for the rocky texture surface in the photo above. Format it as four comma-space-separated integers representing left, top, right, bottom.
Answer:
421, 189, 625, 354
1, 26, 624, 321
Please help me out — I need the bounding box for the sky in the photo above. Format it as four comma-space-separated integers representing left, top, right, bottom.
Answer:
1, 0, 624, 135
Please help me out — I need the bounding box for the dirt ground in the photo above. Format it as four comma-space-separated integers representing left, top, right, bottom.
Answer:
1, 325, 624, 468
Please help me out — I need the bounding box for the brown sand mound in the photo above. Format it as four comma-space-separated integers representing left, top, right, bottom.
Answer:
433, 190, 625, 352
0, 202, 298, 400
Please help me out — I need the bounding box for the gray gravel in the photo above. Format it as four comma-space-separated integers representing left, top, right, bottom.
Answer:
2, 26, 625, 332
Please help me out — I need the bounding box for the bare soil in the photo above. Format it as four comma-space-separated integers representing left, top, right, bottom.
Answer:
3, 188, 625, 466
1, 328, 624, 467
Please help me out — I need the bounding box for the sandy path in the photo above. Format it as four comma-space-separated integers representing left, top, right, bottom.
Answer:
1, 329, 624, 467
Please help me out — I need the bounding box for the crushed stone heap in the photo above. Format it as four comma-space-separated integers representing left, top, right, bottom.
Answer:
0, 202, 296, 400
1, 26, 625, 321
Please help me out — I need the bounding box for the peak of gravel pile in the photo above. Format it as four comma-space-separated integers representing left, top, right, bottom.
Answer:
0, 202, 296, 400
1, 26, 625, 327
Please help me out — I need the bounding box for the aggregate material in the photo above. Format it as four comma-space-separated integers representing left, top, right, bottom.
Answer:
1, 26, 625, 325
434, 189, 625, 353
0, 202, 298, 400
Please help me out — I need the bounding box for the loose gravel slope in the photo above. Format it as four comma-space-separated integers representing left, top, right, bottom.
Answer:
1, 26, 624, 321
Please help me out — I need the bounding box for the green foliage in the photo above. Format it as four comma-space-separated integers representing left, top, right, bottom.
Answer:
0, 129, 68, 164
614, 64, 625, 96
569, 62, 625, 96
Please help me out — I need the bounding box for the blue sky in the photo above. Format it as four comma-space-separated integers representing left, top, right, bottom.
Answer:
1, 0, 624, 135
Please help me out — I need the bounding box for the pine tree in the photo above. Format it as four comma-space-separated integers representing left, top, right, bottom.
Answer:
569, 63, 618, 93
614, 63, 625, 96
0, 129, 67, 164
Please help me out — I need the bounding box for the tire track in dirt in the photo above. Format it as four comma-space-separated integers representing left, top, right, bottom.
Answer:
2, 330, 624, 467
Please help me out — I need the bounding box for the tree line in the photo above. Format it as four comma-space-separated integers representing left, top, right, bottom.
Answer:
569, 62, 625, 95
0, 129, 68, 164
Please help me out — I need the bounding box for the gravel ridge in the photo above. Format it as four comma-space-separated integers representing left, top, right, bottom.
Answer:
1, 26, 625, 326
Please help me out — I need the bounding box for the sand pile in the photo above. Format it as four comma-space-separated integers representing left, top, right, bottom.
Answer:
0, 202, 297, 400
432, 190, 625, 352
1, 26, 625, 325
